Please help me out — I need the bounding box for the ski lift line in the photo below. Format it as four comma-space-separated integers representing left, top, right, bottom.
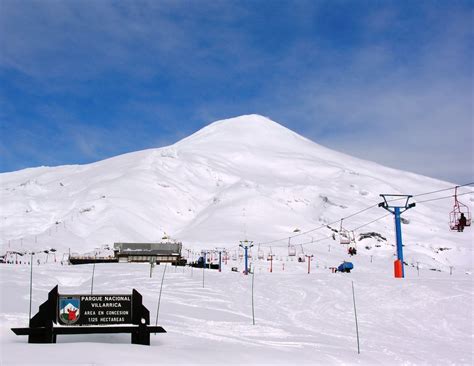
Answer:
260, 213, 391, 249
384, 183, 474, 204
279, 235, 333, 247
257, 235, 329, 249
342, 204, 380, 221
414, 191, 473, 204
350, 213, 392, 231
256, 204, 380, 246
7, 183, 473, 251
255, 182, 473, 247
411, 182, 474, 198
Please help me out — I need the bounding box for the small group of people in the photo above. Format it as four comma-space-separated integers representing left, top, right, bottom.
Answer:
348, 247, 357, 256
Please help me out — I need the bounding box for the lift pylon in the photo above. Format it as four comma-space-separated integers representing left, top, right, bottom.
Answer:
379, 194, 415, 278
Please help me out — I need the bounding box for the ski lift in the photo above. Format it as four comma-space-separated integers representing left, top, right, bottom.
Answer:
288, 238, 296, 256
257, 245, 264, 260
297, 245, 305, 262
267, 247, 273, 261
339, 219, 351, 245
344, 230, 356, 246
347, 230, 358, 256
449, 186, 471, 230
231, 251, 237, 261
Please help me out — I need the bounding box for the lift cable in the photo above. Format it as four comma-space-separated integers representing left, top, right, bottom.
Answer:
414, 191, 473, 204
350, 213, 392, 231
254, 183, 473, 247
412, 182, 473, 198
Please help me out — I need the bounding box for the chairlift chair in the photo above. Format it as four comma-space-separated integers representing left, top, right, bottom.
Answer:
339, 219, 351, 245
297, 244, 305, 262
449, 186, 471, 230
267, 247, 273, 261
347, 231, 358, 256
257, 246, 264, 260
288, 238, 296, 256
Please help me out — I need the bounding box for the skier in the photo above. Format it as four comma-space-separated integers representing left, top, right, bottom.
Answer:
458, 213, 467, 232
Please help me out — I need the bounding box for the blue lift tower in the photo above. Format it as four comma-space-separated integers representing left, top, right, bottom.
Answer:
379, 194, 415, 278
239, 240, 253, 275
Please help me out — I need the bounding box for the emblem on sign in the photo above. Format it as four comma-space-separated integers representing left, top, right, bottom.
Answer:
58, 296, 80, 325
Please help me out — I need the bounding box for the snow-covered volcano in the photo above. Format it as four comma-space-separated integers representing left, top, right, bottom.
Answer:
1, 115, 472, 271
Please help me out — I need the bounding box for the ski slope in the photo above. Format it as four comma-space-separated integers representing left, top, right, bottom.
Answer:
0, 114, 473, 365
0, 260, 472, 365
1, 115, 472, 272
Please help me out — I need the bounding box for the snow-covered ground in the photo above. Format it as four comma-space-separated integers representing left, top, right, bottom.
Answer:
1, 114, 473, 364
1, 115, 473, 272
1, 259, 472, 365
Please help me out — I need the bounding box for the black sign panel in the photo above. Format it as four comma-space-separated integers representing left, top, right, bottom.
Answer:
58, 295, 132, 326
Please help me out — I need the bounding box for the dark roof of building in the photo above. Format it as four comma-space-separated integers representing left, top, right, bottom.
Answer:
113, 242, 182, 255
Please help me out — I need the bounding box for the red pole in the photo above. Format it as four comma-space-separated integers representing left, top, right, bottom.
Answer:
306, 255, 313, 274
394, 259, 403, 278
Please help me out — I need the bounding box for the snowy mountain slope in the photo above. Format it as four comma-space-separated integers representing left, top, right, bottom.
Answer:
1, 115, 472, 271
1, 262, 472, 365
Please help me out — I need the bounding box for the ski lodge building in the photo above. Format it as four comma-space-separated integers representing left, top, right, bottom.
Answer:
113, 242, 183, 264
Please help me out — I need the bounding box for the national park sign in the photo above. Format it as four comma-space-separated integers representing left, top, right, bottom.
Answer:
58, 294, 132, 325
12, 286, 166, 345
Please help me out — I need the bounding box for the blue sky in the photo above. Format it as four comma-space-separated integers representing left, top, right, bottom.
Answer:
0, 0, 472, 184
